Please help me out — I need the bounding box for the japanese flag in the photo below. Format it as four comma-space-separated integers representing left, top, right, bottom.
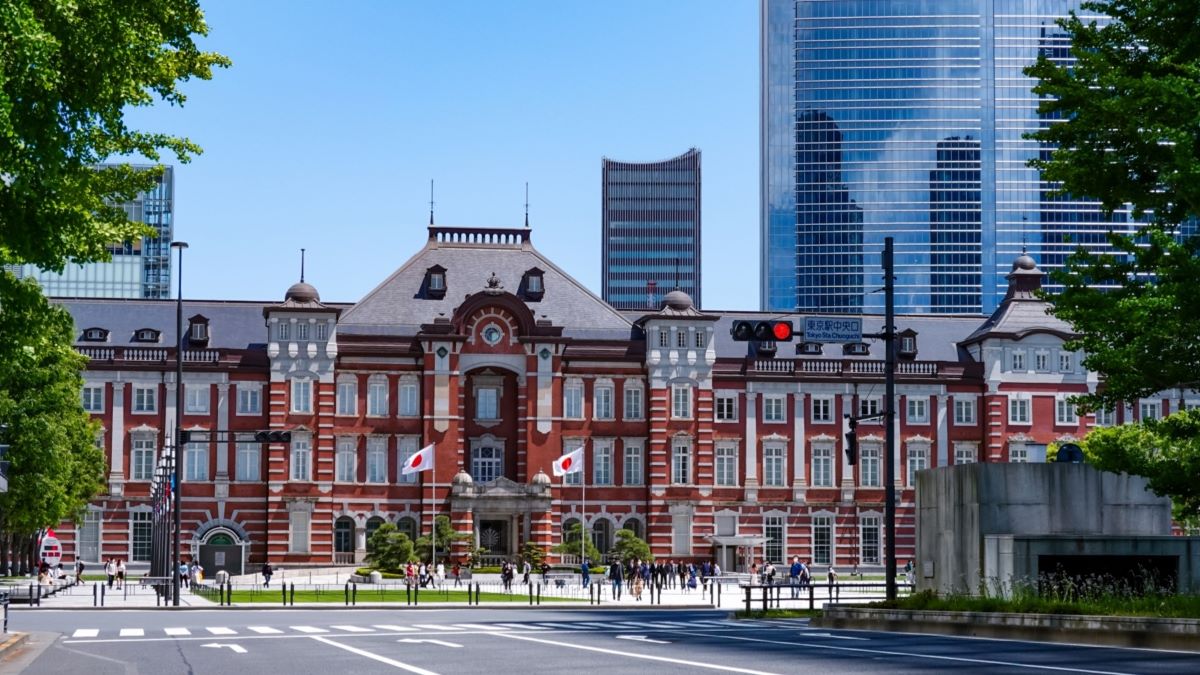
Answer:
553, 447, 584, 477
402, 444, 436, 475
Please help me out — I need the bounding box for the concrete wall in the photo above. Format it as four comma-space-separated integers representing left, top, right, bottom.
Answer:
985, 535, 1200, 594
916, 463, 1172, 594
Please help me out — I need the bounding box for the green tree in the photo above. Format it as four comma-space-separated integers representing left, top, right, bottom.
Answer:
365, 523, 416, 572
610, 528, 651, 564
414, 515, 472, 563
1082, 409, 1200, 528
0, 0, 230, 272
1024, 1, 1200, 411
519, 541, 546, 568
0, 274, 106, 572
552, 522, 602, 563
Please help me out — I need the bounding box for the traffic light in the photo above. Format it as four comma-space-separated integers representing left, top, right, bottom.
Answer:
730, 320, 794, 342
844, 419, 858, 466
254, 430, 292, 443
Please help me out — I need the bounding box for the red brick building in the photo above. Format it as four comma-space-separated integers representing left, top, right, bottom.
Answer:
56, 227, 1190, 573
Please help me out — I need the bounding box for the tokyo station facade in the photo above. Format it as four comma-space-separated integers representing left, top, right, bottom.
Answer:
54, 225, 1189, 573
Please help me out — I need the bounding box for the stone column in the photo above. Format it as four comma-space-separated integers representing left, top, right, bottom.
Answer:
936, 394, 949, 468
792, 389, 807, 502
354, 525, 367, 564
215, 383, 230, 499
840, 394, 855, 496
109, 382, 127, 496
743, 391, 759, 502
451, 507, 475, 565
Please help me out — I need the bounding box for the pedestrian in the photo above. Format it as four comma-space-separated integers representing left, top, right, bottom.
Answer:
541, 561, 550, 584
608, 559, 623, 600
116, 559, 126, 590
800, 561, 811, 589
522, 559, 531, 586
262, 562, 273, 587
677, 561, 687, 589
686, 564, 697, 592
751, 561, 759, 584
905, 559, 916, 586
789, 556, 803, 598
452, 562, 462, 587
105, 558, 116, 589
76, 559, 87, 584
580, 559, 591, 589
632, 571, 644, 601
436, 561, 445, 588
178, 560, 189, 589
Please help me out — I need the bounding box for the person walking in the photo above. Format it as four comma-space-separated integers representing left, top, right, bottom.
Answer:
580, 559, 591, 589
262, 562, 273, 587
522, 559, 531, 586
76, 559, 87, 584
436, 561, 445, 588
116, 559, 126, 590
789, 556, 802, 598
105, 558, 116, 589
452, 562, 462, 587
608, 559, 623, 600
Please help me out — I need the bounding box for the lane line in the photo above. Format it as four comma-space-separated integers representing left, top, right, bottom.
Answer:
669, 630, 1138, 675
247, 626, 283, 634
493, 632, 780, 675
534, 623, 580, 630
72, 629, 99, 638
310, 636, 440, 675
452, 623, 508, 631
373, 625, 418, 632
119, 629, 144, 637
164, 628, 191, 637
410, 624, 462, 632
290, 626, 328, 634
331, 625, 375, 633
494, 623, 550, 631
206, 627, 237, 635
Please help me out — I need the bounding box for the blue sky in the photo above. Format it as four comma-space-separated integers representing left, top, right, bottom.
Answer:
126, 0, 759, 309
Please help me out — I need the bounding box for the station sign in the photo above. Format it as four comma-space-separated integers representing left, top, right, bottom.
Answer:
803, 317, 863, 343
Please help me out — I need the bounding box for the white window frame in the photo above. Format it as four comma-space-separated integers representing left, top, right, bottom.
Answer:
133, 384, 157, 413
1008, 395, 1031, 425
131, 435, 155, 481
715, 444, 738, 487
906, 397, 929, 424
622, 441, 643, 486
907, 442, 929, 486
671, 383, 692, 420
396, 436, 418, 484
860, 515, 881, 566
811, 514, 833, 566
676, 330, 687, 348
366, 436, 387, 484
953, 398, 976, 425
1094, 407, 1116, 426
290, 434, 312, 481
316, 322, 328, 341
622, 381, 644, 421
858, 396, 881, 422
694, 331, 706, 349
763, 445, 786, 486
336, 437, 357, 483
297, 321, 309, 341
812, 444, 834, 487
1010, 442, 1029, 463
671, 440, 691, 485
472, 445, 504, 484
811, 396, 834, 424
184, 383, 209, 414
1011, 350, 1026, 371
763, 395, 786, 423
367, 375, 389, 417
336, 376, 358, 416
1035, 351, 1049, 372
236, 384, 262, 415
954, 442, 977, 465
398, 377, 419, 417
1056, 396, 1079, 425
860, 444, 881, 487
289, 509, 310, 554
475, 386, 499, 421
235, 436, 260, 482
278, 322, 290, 341
593, 441, 613, 486
715, 391, 738, 422
1058, 352, 1073, 373
563, 379, 584, 420
657, 330, 668, 348
593, 382, 614, 421
184, 440, 208, 481
82, 385, 105, 413
1139, 399, 1162, 421
291, 378, 313, 414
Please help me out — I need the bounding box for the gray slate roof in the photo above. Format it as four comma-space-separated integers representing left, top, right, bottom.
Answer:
56, 298, 275, 349
338, 230, 633, 340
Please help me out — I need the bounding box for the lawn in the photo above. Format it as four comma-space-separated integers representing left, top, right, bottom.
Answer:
199, 587, 575, 604
876, 589, 1200, 619
734, 609, 821, 620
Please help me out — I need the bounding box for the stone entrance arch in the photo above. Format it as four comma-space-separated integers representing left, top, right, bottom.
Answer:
194, 520, 250, 576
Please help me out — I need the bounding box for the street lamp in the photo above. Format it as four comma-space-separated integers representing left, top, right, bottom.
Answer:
171, 240, 188, 607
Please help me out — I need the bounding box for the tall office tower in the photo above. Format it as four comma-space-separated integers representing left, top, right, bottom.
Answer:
760, 1, 1133, 314
15, 165, 174, 298
602, 149, 702, 310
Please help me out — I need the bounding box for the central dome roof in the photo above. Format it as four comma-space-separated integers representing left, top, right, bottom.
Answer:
285, 281, 320, 303
663, 289, 693, 311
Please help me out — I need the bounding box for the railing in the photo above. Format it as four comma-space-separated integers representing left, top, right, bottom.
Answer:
429, 226, 530, 246
754, 360, 794, 374
741, 580, 914, 613
759, 359, 938, 377
76, 347, 222, 364
333, 553, 355, 565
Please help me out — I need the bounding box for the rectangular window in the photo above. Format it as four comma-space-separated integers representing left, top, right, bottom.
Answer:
907, 445, 928, 486
278, 323, 290, 341
564, 381, 583, 419
399, 381, 419, 417
1009, 396, 1031, 424
594, 385, 614, 420
563, 440, 582, 485
337, 379, 357, 416
1056, 397, 1079, 425
623, 443, 643, 486
1094, 407, 1115, 426
764, 516, 784, 565
336, 438, 357, 482
366, 437, 387, 483
954, 443, 977, 465
290, 436, 311, 481
676, 331, 686, 348
82, 385, 105, 413
291, 379, 312, 414
473, 446, 503, 484
1139, 400, 1162, 421
367, 379, 388, 417
185, 384, 209, 414
763, 395, 785, 423
133, 385, 157, 413
1059, 352, 1073, 373
672, 513, 692, 556
812, 515, 832, 566
715, 392, 738, 422
1035, 352, 1048, 371
860, 446, 880, 487
131, 511, 152, 563
593, 444, 612, 486
236, 385, 261, 415
811, 396, 833, 423
1011, 351, 1025, 371
476, 387, 498, 420
906, 397, 928, 424
297, 322, 309, 341
858, 396, 880, 421
764, 446, 786, 486
131, 437, 155, 481
236, 438, 260, 481
1010, 443, 1029, 463
715, 445, 738, 486
396, 437, 417, 484
671, 384, 691, 419
658, 331, 668, 348
671, 442, 691, 485
623, 384, 643, 420
812, 446, 833, 487
184, 441, 207, 481
953, 398, 976, 425
316, 322, 328, 341
860, 516, 881, 565
694, 331, 705, 349
289, 510, 310, 554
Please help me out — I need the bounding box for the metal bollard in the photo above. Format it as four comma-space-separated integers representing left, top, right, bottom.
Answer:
414, 583, 419, 605
406, 585, 412, 606
717, 581, 721, 608
537, 582, 541, 606
282, 582, 287, 606
744, 585, 751, 614
352, 582, 357, 605
344, 583, 350, 606
529, 581, 534, 605
98, 583, 103, 607
93, 583, 98, 607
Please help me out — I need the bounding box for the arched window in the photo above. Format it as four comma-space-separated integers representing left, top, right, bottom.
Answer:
622, 518, 643, 540
471, 446, 503, 483
397, 516, 418, 541
562, 518, 581, 545
592, 519, 613, 554
334, 517, 355, 554
366, 516, 386, 542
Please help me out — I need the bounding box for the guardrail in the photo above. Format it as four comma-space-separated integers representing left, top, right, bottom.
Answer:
741, 581, 914, 613
194, 579, 587, 607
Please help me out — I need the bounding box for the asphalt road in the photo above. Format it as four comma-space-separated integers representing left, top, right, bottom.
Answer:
4, 607, 1199, 675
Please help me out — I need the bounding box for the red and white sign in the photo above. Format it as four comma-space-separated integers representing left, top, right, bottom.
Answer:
553, 447, 584, 477
401, 444, 436, 475
40, 529, 62, 566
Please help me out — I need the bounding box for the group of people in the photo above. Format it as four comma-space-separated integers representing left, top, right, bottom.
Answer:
402, 560, 446, 588
178, 560, 204, 589
103, 559, 127, 589
37, 561, 68, 586
580, 558, 722, 599
497, 559, 532, 592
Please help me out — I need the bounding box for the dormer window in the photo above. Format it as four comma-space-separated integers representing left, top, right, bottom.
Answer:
799, 342, 823, 355
897, 329, 918, 358
188, 314, 210, 345
133, 328, 161, 343
521, 267, 545, 301
844, 342, 870, 356
424, 265, 447, 300
82, 327, 110, 342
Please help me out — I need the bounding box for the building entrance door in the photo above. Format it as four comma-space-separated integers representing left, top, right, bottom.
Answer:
478, 519, 510, 556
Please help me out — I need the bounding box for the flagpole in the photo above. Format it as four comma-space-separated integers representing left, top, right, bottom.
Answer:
431, 445, 436, 572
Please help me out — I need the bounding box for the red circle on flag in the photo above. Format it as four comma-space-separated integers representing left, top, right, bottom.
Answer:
562, 457, 572, 470
412, 454, 423, 467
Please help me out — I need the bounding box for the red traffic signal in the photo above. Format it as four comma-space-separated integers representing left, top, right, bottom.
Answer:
731, 320, 794, 342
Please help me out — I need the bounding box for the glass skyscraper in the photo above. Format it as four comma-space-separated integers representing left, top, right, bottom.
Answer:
14, 165, 174, 298
761, 1, 1132, 314
602, 149, 702, 310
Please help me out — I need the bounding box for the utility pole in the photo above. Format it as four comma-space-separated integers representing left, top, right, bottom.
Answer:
883, 237, 897, 602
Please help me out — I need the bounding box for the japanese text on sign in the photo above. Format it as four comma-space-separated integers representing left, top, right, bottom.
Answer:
803, 317, 863, 343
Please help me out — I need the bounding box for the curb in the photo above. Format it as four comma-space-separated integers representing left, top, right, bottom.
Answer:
0, 632, 28, 657
15, 602, 721, 612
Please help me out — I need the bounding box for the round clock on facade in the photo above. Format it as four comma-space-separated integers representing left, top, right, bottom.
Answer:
482, 325, 503, 346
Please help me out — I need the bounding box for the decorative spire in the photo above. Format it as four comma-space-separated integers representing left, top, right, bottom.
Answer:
429, 179, 435, 226
524, 181, 530, 229
300, 248, 306, 282
674, 257, 681, 289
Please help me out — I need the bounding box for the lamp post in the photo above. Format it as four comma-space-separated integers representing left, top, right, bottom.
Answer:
171, 241, 188, 606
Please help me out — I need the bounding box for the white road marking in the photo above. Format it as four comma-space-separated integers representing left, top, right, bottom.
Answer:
331, 625, 375, 633
247, 626, 283, 634
574, 622, 612, 629
677, 631, 1138, 675
534, 622, 580, 630
452, 623, 507, 631
164, 628, 191, 637
494, 623, 550, 631
617, 634, 671, 644
311, 636, 441, 675
206, 627, 237, 636
372, 625, 418, 632
398, 638, 462, 648
494, 632, 780, 675
410, 624, 462, 632
119, 629, 144, 637
290, 626, 328, 634
202, 642, 247, 654
72, 629, 99, 638
799, 633, 869, 641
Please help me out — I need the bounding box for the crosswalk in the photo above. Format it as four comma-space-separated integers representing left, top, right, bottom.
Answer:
68, 618, 757, 641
